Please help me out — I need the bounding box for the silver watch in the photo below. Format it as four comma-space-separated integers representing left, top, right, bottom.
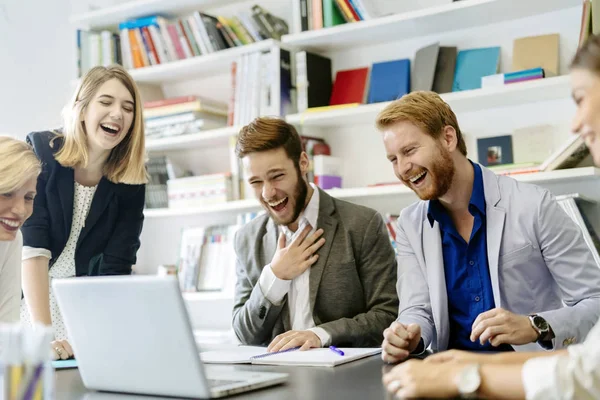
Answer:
455, 363, 481, 399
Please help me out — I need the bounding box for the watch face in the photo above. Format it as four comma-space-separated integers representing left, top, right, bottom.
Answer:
533, 316, 549, 331
457, 364, 481, 394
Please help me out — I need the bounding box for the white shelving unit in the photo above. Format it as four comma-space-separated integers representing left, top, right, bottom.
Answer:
146, 126, 239, 151
130, 39, 280, 83
144, 167, 600, 218
281, 0, 580, 51
70, 0, 248, 29
286, 76, 571, 127
71, 0, 589, 332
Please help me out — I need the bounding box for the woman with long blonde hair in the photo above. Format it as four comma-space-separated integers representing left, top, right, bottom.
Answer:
0, 136, 41, 323
20, 65, 148, 360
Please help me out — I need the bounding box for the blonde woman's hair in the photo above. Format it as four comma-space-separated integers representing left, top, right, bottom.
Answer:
55, 65, 148, 184
0, 136, 42, 194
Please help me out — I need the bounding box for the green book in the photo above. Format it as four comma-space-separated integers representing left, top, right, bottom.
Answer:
322, 0, 346, 28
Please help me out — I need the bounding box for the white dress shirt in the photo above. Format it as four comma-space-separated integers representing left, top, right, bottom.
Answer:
258, 184, 331, 346
522, 319, 600, 399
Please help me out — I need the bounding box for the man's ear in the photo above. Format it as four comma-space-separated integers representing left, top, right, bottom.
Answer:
299, 151, 310, 176
441, 125, 458, 152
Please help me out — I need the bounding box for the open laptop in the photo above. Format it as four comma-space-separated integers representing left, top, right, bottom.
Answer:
52, 275, 287, 398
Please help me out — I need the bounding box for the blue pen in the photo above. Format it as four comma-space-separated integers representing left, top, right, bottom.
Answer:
329, 346, 344, 356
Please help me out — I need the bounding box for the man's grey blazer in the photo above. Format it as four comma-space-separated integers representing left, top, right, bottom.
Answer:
232, 188, 398, 347
396, 165, 600, 352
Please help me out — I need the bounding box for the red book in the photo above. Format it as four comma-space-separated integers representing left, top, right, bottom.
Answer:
329, 67, 369, 105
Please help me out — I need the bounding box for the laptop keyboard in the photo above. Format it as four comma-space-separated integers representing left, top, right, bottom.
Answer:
208, 378, 245, 388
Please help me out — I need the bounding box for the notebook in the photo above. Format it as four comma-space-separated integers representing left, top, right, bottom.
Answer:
367, 59, 410, 104
201, 346, 381, 367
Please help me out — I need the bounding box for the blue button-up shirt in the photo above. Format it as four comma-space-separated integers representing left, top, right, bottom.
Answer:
427, 162, 510, 351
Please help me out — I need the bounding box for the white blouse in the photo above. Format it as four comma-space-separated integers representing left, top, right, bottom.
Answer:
522, 319, 600, 399
20, 181, 97, 340
0, 231, 23, 323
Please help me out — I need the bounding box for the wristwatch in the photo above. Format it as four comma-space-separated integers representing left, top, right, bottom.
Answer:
528, 314, 551, 341
455, 363, 481, 399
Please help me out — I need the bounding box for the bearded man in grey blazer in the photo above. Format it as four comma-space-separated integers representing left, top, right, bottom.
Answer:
232, 117, 398, 352
377, 91, 600, 366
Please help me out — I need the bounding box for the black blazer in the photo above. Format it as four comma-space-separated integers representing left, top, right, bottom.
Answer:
21, 131, 146, 276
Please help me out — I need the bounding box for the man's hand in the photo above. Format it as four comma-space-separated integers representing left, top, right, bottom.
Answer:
51, 339, 74, 360
381, 322, 421, 364
382, 359, 460, 399
270, 225, 325, 281
267, 330, 322, 352
471, 308, 538, 346
425, 349, 487, 364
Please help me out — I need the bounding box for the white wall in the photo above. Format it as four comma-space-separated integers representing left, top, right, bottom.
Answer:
0, 0, 76, 139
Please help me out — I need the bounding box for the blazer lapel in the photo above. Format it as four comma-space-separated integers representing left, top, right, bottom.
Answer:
422, 216, 449, 350
481, 166, 505, 309
309, 190, 337, 317
78, 177, 114, 245
57, 167, 74, 240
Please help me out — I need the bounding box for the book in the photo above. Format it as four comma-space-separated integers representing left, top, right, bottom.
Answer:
539, 134, 591, 171
323, 0, 346, 27
330, 67, 369, 105
452, 46, 501, 92
432, 46, 457, 94
413, 42, 440, 92
201, 346, 382, 367
512, 34, 559, 77
367, 59, 410, 103
295, 51, 333, 113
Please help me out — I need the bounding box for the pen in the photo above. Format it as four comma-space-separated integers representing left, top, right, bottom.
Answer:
329, 346, 344, 356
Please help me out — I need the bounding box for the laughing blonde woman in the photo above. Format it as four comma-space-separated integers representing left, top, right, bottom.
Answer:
20, 65, 148, 360
0, 136, 41, 323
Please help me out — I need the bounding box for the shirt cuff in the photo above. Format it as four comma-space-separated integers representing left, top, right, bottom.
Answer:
22, 246, 52, 261
308, 327, 331, 347
521, 354, 563, 399
258, 264, 291, 305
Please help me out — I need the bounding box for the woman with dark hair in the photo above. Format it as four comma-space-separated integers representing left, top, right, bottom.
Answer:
382, 35, 600, 400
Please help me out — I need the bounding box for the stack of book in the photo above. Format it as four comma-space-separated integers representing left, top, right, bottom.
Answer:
167, 173, 234, 208
76, 30, 121, 77
299, 0, 374, 31
145, 156, 169, 208
114, 6, 287, 71
144, 96, 228, 139
178, 224, 241, 293
228, 48, 292, 127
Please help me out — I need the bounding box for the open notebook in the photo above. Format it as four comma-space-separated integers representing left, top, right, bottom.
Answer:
200, 346, 381, 367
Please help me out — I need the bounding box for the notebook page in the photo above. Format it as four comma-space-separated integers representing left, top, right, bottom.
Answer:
250, 348, 381, 367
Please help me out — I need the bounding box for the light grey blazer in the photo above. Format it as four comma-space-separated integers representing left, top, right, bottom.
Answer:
396, 165, 600, 352
232, 188, 398, 347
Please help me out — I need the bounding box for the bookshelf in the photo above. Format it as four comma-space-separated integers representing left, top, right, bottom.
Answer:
286, 76, 571, 127
281, 0, 581, 50
146, 125, 239, 151
71, 1, 592, 332
144, 167, 600, 218
130, 39, 280, 83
